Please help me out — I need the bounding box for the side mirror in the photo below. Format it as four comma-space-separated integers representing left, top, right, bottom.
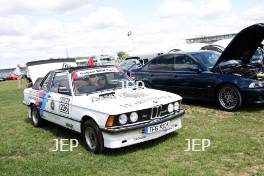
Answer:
58, 86, 71, 96
190, 65, 201, 72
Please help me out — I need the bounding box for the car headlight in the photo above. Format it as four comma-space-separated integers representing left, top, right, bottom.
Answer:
118, 114, 128, 125
174, 102, 180, 111
129, 112, 138, 123
167, 103, 174, 113
249, 81, 264, 88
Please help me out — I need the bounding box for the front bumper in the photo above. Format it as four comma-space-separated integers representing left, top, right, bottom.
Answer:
241, 88, 264, 104
101, 109, 185, 148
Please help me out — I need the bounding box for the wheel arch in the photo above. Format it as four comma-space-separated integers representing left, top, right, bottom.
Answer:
80, 113, 99, 133
214, 82, 242, 99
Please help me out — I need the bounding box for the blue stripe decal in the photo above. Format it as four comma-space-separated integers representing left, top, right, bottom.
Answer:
39, 92, 50, 117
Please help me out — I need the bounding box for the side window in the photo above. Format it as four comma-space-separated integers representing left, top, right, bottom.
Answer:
40, 72, 52, 91
50, 72, 70, 94
148, 56, 174, 71
32, 77, 44, 90
174, 55, 197, 71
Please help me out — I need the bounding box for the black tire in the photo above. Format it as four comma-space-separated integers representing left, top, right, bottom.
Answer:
82, 119, 104, 154
217, 84, 242, 111
30, 106, 45, 127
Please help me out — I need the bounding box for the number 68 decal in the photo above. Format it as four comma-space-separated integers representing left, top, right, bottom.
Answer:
59, 97, 70, 114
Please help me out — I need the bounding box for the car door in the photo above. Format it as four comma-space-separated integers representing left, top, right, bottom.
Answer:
45, 72, 73, 124
37, 71, 53, 119
146, 55, 175, 91
171, 54, 211, 99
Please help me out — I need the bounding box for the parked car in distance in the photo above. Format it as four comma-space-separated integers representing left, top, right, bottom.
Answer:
0, 68, 15, 81
119, 59, 142, 77
0, 76, 5, 81
23, 65, 185, 153
131, 23, 264, 111
200, 44, 225, 53
5, 73, 19, 80
125, 56, 149, 65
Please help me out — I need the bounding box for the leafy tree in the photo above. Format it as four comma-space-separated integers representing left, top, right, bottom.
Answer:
117, 51, 128, 61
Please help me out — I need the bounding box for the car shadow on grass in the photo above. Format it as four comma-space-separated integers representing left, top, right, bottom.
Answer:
182, 99, 220, 110
182, 99, 264, 112
24, 118, 83, 141
24, 118, 179, 155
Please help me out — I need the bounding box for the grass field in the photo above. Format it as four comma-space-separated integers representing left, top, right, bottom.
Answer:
0, 80, 263, 176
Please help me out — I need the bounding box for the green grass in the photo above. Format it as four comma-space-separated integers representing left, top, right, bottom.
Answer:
0, 80, 263, 176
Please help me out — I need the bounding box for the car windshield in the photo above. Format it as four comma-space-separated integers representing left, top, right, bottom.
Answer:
191, 51, 220, 68
72, 68, 132, 95
251, 47, 263, 61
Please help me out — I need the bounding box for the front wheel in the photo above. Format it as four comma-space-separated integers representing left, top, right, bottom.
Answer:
217, 84, 242, 111
82, 119, 104, 154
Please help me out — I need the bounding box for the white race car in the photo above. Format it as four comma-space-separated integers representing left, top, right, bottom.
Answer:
23, 65, 185, 153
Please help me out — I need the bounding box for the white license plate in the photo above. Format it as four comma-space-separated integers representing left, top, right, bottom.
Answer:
144, 121, 171, 134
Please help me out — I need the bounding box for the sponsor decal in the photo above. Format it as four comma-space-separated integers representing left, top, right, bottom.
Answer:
134, 136, 146, 141
66, 123, 74, 129
120, 95, 174, 108
51, 99, 55, 110
36, 90, 50, 117
75, 67, 118, 77
90, 92, 116, 102
59, 97, 70, 114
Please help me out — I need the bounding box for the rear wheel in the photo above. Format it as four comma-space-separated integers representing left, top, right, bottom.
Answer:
30, 106, 45, 127
217, 84, 242, 111
82, 119, 104, 154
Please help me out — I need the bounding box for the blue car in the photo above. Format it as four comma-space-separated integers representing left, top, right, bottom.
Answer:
131, 23, 264, 111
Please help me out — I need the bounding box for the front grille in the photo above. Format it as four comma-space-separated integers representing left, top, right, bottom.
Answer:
138, 104, 171, 121
113, 103, 176, 127
138, 108, 152, 121
151, 105, 162, 119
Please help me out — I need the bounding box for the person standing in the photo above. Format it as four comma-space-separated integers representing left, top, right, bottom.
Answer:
88, 56, 94, 67
14, 64, 22, 89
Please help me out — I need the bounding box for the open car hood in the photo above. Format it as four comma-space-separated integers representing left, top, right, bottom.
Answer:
26, 58, 77, 84
212, 23, 264, 70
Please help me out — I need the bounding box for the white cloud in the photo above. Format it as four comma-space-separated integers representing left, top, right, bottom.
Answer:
159, 0, 194, 17
0, 1, 263, 68
30, 19, 63, 40
242, 6, 264, 21
0, 16, 29, 36
197, 0, 231, 18
159, 0, 231, 19
81, 7, 127, 29
0, 6, 130, 67
0, 0, 90, 15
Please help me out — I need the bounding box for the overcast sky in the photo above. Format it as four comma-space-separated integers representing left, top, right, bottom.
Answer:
0, 0, 263, 68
